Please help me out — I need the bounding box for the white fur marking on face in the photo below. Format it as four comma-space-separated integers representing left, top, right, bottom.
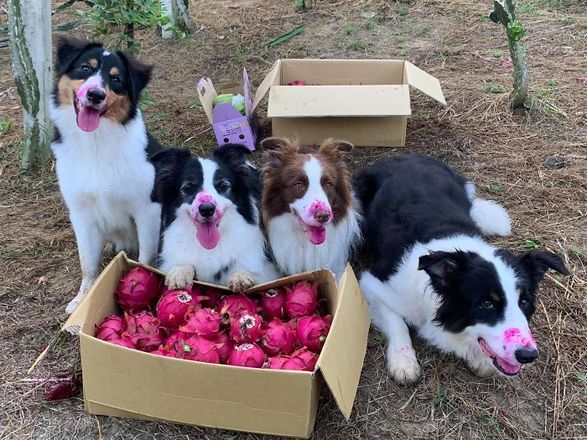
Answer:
103, 50, 111, 56
290, 157, 331, 224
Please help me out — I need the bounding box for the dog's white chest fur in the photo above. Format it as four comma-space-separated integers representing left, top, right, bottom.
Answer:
52, 106, 157, 247
267, 209, 361, 280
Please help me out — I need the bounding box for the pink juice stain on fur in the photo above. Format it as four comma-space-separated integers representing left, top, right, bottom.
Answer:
189, 193, 222, 250
503, 327, 536, 351
308, 200, 332, 220
75, 82, 103, 132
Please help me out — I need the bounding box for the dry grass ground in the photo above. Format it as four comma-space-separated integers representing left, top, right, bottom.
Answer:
1, 0, 586, 438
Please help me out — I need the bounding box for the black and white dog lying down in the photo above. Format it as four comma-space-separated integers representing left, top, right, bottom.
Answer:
151, 144, 280, 291
354, 155, 569, 383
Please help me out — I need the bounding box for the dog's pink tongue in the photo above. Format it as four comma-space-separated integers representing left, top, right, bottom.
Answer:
195, 223, 221, 250
307, 225, 326, 245
77, 106, 101, 132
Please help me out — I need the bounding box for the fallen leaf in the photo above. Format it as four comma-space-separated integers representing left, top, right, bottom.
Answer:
472, 51, 494, 63
500, 57, 513, 68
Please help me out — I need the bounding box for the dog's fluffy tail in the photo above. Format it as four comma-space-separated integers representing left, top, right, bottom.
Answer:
465, 182, 512, 237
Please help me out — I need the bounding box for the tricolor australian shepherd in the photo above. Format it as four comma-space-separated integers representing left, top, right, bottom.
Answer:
260, 137, 361, 279
153, 144, 279, 291
51, 38, 162, 313
355, 155, 569, 383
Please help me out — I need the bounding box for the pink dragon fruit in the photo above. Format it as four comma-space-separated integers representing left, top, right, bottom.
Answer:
179, 307, 221, 338
260, 319, 296, 356
160, 283, 195, 298
109, 336, 136, 349
124, 311, 166, 352
219, 294, 257, 323
200, 286, 225, 310
227, 343, 266, 368
285, 281, 318, 318
116, 267, 160, 312
260, 288, 286, 320
230, 312, 263, 343
265, 355, 306, 371
96, 315, 125, 341
291, 348, 319, 371
295, 315, 332, 353
181, 336, 220, 363
163, 330, 187, 349
151, 346, 177, 358
211, 331, 232, 363
156, 289, 200, 329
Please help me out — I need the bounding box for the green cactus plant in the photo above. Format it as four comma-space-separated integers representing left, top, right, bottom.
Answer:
489, 0, 529, 109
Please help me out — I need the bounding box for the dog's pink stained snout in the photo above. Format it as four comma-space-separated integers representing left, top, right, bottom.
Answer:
309, 200, 333, 224
190, 193, 217, 219
505, 327, 539, 364
76, 81, 105, 103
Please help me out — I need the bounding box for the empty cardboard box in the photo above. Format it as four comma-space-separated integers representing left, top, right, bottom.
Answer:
64, 253, 370, 438
252, 59, 446, 147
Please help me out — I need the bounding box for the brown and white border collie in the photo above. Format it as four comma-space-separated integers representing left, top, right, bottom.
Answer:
260, 137, 361, 280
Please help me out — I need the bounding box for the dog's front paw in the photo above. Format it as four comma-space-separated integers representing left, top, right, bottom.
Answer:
227, 270, 255, 292
387, 345, 421, 384
166, 264, 195, 290
66, 279, 94, 314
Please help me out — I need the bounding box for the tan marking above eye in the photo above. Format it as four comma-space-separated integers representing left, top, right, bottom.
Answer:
109, 67, 120, 76
88, 58, 98, 68
489, 291, 501, 302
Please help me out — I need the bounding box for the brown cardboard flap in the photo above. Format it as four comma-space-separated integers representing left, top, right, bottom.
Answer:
317, 265, 370, 420
196, 77, 217, 122
252, 60, 281, 113
267, 85, 411, 118
403, 61, 446, 105
63, 253, 128, 335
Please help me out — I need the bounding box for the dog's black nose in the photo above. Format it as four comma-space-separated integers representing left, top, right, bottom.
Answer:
515, 348, 538, 364
313, 210, 331, 224
87, 88, 106, 104
198, 201, 216, 218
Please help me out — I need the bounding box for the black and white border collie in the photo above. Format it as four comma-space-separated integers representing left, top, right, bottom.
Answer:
355, 155, 569, 383
51, 37, 162, 313
152, 144, 279, 291
260, 137, 362, 280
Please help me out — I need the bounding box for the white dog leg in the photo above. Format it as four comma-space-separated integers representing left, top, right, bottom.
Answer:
165, 264, 195, 289
361, 272, 421, 384
67, 214, 104, 314
135, 204, 161, 266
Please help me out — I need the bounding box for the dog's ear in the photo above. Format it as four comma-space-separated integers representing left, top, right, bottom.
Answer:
261, 137, 297, 167
319, 138, 353, 161
55, 37, 102, 75
213, 143, 251, 168
150, 148, 191, 204
519, 250, 569, 284
418, 251, 467, 288
117, 51, 152, 103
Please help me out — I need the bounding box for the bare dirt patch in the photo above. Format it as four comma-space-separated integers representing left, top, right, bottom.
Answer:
1, 0, 586, 439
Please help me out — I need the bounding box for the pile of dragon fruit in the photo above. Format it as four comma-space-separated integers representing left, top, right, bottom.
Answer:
95, 267, 332, 371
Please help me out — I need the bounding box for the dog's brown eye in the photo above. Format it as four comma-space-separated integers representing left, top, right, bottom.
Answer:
80, 64, 91, 72
294, 182, 305, 190
111, 75, 121, 83
481, 300, 495, 310
323, 180, 333, 188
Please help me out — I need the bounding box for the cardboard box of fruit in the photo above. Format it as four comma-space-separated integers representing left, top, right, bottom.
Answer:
64, 252, 370, 438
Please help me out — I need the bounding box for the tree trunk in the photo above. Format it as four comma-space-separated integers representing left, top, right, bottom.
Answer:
161, 0, 190, 39
7, 0, 52, 171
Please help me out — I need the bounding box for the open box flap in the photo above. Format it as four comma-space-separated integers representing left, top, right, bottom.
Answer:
403, 61, 446, 105
317, 265, 370, 420
252, 60, 281, 113
243, 68, 253, 119
62, 252, 128, 335
196, 77, 218, 122
267, 85, 411, 118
